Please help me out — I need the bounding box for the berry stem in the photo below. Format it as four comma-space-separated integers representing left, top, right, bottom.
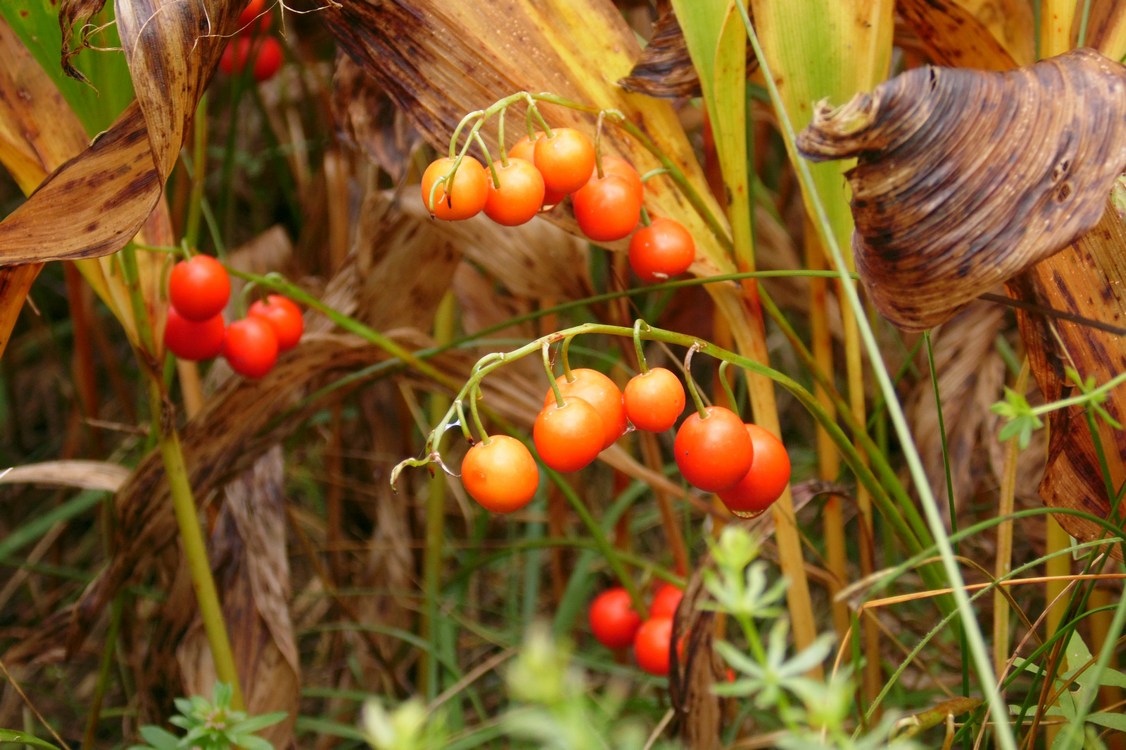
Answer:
592, 110, 607, 179
632, 319, 650, 374
638, 205, 652, 228
559, 336, 576, 382
385, 319, 928, 563
235, 276, 258, 318
639, 167, 670, 184
495, 106, 510, 167
473, 131, 501, 188
121, 241, 245, 710
467, 382, 490, 445
448, 109, 485, 159
453, 400, 473, 443
717, 361, 740, 411
525, 97, 554, 138
682, 343, 710, 418
542, 342, 566, 408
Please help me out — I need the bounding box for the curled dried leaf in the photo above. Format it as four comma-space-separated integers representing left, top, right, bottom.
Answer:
620, 7, 703, 98
797, 48, 1126, 331
619, 4, 758, 99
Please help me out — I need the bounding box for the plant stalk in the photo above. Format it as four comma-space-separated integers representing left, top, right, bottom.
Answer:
147, 375, 245, 710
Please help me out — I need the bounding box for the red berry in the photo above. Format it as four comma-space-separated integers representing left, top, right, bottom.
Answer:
542, 369, 626, 450
634, 616, 675, 676
483, 158, 546, 226
248, 294, 303, 351
533, 127, 595, 196
164, 307, 225, 361
572, 172, 642, 242
237, 0, 272, 34
421, 156, 489, 221
629, 217, 696, 283
624, 367, 685, 433
596, 155, 643, 203
674, 406, 754, 492
649, 583, 683, 620
533, 396, 606, 473
223, 316, 279, 378
589, 587, 642, 650
509, 134, 568, 207
718, 424, 792, 518
460, 435, 539, 513
220, 35, 283, 82
168, 254, 230, 322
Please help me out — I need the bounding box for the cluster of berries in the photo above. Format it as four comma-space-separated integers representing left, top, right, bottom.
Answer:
589, 583, 683, 676
163, 254, 304, 379
460, 362, 790, 518
219, 0, 283, 82
460, 366, 681, 513
421, 126, 696, 284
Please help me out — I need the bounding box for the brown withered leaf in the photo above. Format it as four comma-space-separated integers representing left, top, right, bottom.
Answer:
619, 4, 756, 99
796, 48, 1126, 332
0, 15, 92, 358
0, 0, 244, 266
1008, 202, 1126, 551
898, 0, 1032, 69
1084, 0, 1126, 61
960, 0, 1036, 64
352, 190, 463, 332
58, 0, 110, 82
331, 53, 422, 183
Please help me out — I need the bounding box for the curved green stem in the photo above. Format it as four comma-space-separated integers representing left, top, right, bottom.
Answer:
448, 109, 485, 158
559, 336, 576, 381
467, 383, 490, 444
455, 400, 473, 443
542, 342, 565, 408
682, 343, 708, 418
632, 319, 650, 374
717, 360, 739, 410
